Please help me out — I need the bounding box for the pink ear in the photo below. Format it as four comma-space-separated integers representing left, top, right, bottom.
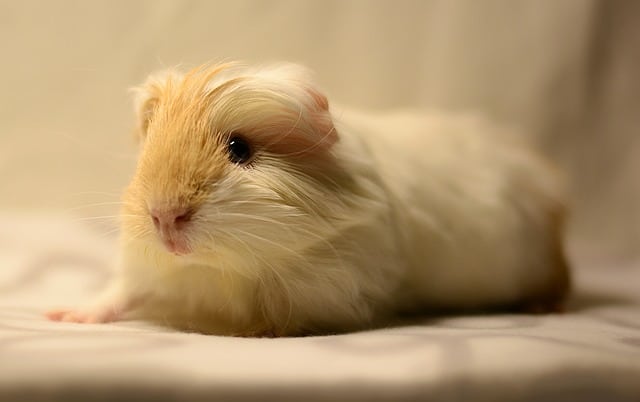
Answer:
305, 87, 338, 148
307, 87, 329, 111
245, 86, 338, 158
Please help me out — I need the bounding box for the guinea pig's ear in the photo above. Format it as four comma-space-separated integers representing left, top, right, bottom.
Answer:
258, 64, 338, 153
302, 85, 338, 149
130, 69, 181, 141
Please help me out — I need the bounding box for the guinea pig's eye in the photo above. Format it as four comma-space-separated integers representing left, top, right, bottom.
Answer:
227, 135, 253, 165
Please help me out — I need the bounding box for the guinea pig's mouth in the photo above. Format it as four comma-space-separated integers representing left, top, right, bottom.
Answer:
148, 207, 194, 256
153, 229, 192, 256
162, 236, 192, 256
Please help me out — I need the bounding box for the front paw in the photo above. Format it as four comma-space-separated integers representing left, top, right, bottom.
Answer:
45, 307, 122, 324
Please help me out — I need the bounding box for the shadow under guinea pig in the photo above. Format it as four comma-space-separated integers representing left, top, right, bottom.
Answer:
367, 286, 639, 333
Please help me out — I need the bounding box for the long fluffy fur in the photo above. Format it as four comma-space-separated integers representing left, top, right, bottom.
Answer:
52, 62, 570, 336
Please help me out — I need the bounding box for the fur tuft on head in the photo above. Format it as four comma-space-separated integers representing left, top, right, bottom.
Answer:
130, 62, 337, 152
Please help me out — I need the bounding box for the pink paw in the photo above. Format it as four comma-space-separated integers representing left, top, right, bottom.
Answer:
45, 307, 121, 324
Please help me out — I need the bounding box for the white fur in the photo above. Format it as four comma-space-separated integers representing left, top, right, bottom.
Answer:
334, 109, 567, 311
48, 63, 569, 336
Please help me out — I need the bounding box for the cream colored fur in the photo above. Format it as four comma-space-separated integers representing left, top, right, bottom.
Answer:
47, 62, 569, 336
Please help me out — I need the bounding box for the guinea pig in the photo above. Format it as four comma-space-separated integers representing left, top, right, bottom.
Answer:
46, 62, 570, 336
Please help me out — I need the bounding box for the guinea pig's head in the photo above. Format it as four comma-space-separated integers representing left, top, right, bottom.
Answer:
122, 63, 348, 271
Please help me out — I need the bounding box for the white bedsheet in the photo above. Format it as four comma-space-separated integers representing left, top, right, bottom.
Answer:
2, 214, 639, 401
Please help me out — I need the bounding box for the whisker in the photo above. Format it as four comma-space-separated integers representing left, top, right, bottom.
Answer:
208, 233, 268, 296
65, 191, 123, 198
202, 212, 298, 228
69, 214, 145, 222
229, 228, 308, 262
90, 227, 122, 239
64, 201, 125, 213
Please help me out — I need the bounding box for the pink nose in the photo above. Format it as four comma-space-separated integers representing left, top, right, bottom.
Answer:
150, 207, 193, 232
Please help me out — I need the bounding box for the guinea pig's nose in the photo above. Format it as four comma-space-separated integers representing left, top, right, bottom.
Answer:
150, 207, 193, 232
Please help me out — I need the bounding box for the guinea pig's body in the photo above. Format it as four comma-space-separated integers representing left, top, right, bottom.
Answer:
47, 63, 569, 336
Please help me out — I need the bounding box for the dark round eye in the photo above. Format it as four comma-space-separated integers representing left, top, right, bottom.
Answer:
227, 135, 253, 164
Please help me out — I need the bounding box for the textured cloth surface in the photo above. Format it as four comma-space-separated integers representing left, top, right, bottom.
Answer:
1, 215, 640, 402
1, 1, 639, 401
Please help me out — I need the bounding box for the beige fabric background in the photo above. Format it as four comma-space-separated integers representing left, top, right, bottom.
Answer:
1, 0, 638, 263
1, 2, 640, 401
